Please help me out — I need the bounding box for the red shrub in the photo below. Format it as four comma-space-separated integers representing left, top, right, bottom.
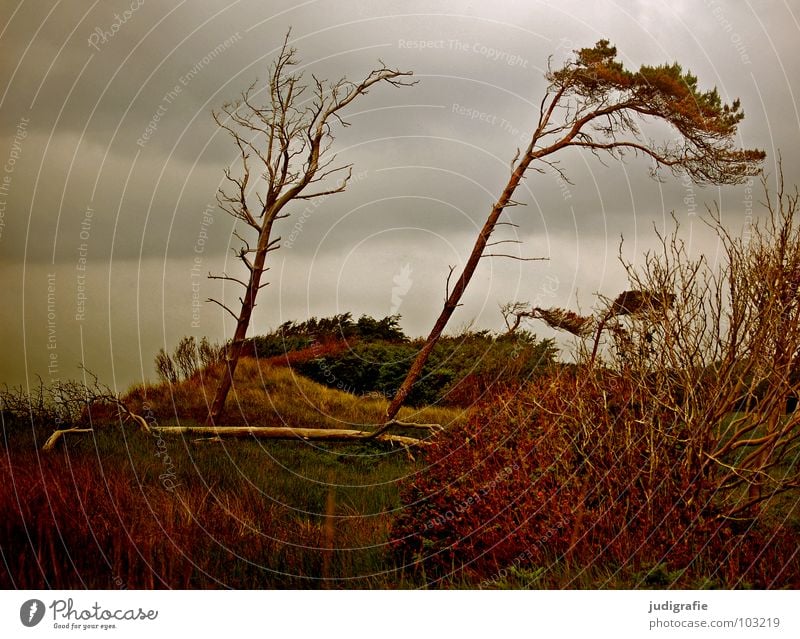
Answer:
258, 340, 350, 367
390, 370, 800, 586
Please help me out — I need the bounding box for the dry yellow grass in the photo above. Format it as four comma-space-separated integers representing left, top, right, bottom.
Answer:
124, 356, 464, 431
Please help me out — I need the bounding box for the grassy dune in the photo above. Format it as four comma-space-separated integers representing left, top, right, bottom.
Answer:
1, 360, 464, 588
124, 357, 462, 431
5, 360, 795, 588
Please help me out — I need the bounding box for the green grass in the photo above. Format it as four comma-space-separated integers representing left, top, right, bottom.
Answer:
1, 361, 464, 589
2, 428, 427, 588
124, 357, 462, 432
3, 365, 797, 588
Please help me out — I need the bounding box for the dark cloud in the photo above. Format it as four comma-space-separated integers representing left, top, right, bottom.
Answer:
1, 0, 798, 387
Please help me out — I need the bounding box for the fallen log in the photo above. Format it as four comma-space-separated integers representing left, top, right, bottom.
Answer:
153, 426, 429, 447
385, 419, 444, 433
42, 423, 434, 451
42, 428, 94, 452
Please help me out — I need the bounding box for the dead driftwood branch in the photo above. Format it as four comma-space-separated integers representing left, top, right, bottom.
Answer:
152, 426, 430, 447
384, 419, 445, 433
42, 428, 94, 452
42, 421, 438, 451
39, 372, 153, 451
41, 408, 151, 452
38, 373, 440, 450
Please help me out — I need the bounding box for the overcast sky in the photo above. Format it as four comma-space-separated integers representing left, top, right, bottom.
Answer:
1, 0, 798, 390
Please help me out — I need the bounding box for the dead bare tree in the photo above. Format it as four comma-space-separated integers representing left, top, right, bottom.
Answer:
4, 368, 155, 451
617, 173, 800, 518
530, 169, 800, 519
32, 368, 438, 453
207, 31, 414, 424
500, 301, 537, 335
370, 39, 764, 437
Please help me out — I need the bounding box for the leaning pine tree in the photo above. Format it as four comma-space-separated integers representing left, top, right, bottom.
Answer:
371, 39, 764, 437
40, 40, 767, 452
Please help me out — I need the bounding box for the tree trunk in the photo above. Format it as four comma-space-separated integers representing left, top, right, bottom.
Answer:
207, 294, 254, 424
207, 220, 274, 424
42, 425, 430, 451
370, 153, 536, 438
157, 425, 428, 446
42, 428, 94, 452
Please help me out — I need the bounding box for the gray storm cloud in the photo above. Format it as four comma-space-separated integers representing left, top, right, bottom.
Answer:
0, 0, 797, 388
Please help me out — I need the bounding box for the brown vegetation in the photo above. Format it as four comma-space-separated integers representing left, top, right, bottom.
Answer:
390, 174, 800, 587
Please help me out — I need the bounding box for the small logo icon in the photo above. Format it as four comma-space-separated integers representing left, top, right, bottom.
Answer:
20, 599, 46, 627
390, 263, 413, 314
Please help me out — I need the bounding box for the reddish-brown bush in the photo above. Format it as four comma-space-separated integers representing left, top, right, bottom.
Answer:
390, 370, 800, 587
0, 449, 283, 588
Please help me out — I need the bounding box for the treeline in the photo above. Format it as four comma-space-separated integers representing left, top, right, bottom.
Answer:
154, 314, 557, 407
246, 313, 407, 357
246, 313, 557, 406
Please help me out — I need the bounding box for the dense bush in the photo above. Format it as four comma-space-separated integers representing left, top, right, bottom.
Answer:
154, 336, 224, 383
1, 376, 125, 432
296, 341, 435, 404
434, 331, 557, 406
246, 313, 406, 359
390, 369, 800, 587
157, 315, 556, 407
296, 330, 557, 407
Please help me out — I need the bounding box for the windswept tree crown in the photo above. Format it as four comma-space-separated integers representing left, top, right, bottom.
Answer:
545, 40, 764, 184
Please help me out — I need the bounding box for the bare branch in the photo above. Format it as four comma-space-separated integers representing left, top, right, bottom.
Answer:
445, 265, 456, 301
206, 30, 415, 423
486, 239, 523, 247
207, 272, 249, 289
482, 253, 550, 261
207, 297, 240, 321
